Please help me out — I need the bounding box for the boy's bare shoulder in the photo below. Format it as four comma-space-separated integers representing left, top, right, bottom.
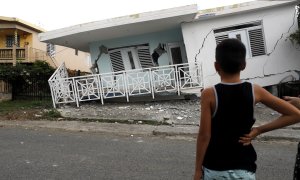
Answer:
252, 83, 272, 102
252, 83, 266, 93
200, 87, 215, 101
252, 83, 262, 89
201, 86, 214, 94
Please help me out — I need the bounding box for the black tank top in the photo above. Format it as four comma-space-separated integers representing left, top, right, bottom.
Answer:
203, 82, 257, 172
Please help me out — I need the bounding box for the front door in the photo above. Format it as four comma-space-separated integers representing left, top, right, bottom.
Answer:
168, 43, 184, 78
121, 48, 141, 71
168, 43, 183, 65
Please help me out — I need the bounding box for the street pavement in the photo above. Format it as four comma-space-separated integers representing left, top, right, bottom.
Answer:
0, 127, 297, 180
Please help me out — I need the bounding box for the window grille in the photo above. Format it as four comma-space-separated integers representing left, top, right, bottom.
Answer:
108, 44, 152, 72
109, 50, 125, 72
214, 21, 266, 58
47, 43, 56, 57
137, 46, 153, 68
6, 35, 20, 47
215, 34, 229, 45
248, 28, 265, 57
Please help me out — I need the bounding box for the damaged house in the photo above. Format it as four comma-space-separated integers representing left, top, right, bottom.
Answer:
39, 0, 300, 107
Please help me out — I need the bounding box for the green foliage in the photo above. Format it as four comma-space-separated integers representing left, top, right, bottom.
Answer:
0, 60, 55, 81
288, 29, 300, 46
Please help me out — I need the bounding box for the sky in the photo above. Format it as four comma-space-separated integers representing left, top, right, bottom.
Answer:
2, 0, 252, 31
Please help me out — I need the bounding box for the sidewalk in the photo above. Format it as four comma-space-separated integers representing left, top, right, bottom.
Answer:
1, 99, 300, 142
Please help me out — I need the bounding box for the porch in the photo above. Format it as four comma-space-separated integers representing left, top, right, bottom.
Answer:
48, 62, 203, 108
0, 45, 52, 65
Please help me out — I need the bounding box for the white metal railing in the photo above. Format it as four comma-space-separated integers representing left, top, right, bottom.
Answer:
48, 62, 203, 108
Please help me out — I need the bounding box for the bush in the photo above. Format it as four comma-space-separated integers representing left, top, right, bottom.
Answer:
0, 60, 55, 81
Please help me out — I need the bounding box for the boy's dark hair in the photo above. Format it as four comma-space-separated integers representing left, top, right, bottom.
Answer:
215, 38, 246, 74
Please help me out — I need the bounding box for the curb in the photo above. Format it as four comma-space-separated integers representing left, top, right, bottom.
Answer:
153, 125, 198, 137
0, 120, 299, 142
257, 129, 300, 142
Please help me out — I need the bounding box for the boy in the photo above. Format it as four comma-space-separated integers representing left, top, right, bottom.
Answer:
194, 39, 300, 180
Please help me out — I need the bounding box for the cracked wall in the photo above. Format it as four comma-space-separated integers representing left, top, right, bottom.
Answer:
182, 3, 300, 87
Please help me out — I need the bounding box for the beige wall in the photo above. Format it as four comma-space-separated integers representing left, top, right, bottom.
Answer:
33, 40, 91, 72
0, 33, 6, 47
53, 47, 91, 72
32, 33, 91, 72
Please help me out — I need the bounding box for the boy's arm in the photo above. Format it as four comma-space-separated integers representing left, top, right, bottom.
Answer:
240, 84, 300, 145
283, 96, 300, 110
194, 88, 213, 180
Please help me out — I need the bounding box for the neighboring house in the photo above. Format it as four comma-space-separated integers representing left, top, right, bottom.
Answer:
38, 1, 300, 107
0, 16, 91, 72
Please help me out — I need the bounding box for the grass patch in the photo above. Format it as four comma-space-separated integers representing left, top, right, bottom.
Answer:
0, 100, 53, 116
0, 100, 51, 111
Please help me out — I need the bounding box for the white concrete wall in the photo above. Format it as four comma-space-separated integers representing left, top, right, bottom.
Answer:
182, 4, 300, 87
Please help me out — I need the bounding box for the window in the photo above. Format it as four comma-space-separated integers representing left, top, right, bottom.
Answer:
108, 44, 152, 72
214, 21, 266, 58
6, 35, 20, 47
47, 43, 56, 57
109, 50, 125, 72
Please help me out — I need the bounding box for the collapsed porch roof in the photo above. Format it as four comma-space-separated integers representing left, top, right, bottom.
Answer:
38, 5, 198, 52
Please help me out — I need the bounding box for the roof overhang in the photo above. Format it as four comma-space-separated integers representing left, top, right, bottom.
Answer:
38, 4, 198, 52
0, 16, 45, 33
195, 0, 299, 21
